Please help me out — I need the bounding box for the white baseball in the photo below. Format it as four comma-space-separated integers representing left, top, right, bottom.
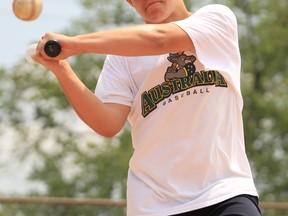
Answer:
13, 0, 43, 21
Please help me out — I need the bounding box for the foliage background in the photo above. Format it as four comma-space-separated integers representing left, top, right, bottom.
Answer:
0, 0, 287, 215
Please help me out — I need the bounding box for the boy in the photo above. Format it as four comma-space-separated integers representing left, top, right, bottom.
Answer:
34, 0, 262, 215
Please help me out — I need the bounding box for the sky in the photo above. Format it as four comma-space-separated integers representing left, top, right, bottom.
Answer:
0, 0, 82, 195
0, 0, 82, 68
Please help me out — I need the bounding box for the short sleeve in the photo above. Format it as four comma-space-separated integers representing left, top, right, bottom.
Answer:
95, 55, 134, 107
173, 4, 241, 90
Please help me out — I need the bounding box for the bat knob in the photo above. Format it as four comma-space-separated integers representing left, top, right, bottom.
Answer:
44, 40, 61, 57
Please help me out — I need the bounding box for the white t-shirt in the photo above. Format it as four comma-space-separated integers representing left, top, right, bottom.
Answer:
95, 4, 258, 216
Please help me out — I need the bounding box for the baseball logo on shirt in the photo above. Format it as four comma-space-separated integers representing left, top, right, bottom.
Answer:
165, 52, 196, 81
141, 52, 228, 117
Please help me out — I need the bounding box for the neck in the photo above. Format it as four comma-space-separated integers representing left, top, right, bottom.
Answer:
161, 2, 192, 23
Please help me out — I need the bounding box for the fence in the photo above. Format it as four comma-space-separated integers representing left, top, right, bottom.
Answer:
0, 196, 287, 216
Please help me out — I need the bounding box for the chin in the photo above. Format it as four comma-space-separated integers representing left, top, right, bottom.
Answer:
145, 15, 169, 24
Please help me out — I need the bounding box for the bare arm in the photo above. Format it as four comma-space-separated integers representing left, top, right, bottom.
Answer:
34, 59, 130, 138
74, 23, 194, 55
38, 23, 194, 59
34, 22, 193, 137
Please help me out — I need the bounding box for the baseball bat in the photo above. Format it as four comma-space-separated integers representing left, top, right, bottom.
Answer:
26, 40, 61, 63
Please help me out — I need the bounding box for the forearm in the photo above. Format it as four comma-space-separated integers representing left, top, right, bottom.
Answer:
40, 23, 194, 59
74, 24, 161, 56
51, 61, 127, 137
72, 23, 193, 56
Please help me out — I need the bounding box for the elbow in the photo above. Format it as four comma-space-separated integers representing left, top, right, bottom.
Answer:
79, 114, 125, 138
144, 24, 195, 54
154, 34, 171, 53
91, 124, 122, 138
143, 26, 171, 53
98, 130, 119, 138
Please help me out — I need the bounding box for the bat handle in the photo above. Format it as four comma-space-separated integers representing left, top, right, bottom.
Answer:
44, 40, 61, 57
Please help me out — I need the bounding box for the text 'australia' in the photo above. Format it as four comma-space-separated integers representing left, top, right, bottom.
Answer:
141, 70, 228, 117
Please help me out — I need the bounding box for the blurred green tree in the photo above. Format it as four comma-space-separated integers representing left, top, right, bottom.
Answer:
232, 0, 288, 201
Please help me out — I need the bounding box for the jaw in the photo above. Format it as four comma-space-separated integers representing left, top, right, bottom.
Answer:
129, 0, 191, 24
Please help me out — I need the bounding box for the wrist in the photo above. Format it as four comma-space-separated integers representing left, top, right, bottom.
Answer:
71, 35, 86, 55
49, 60, 71, 76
